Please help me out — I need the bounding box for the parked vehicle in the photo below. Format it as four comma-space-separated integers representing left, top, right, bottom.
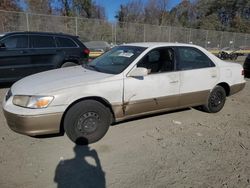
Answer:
0, 32, 89, 82
243, 54, 250, 78
84, 41, 111, 59
217, 47, 244, 60
3, 43, 245, 145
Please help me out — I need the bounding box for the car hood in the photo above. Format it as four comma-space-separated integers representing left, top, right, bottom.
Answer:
11, 66, 114, 95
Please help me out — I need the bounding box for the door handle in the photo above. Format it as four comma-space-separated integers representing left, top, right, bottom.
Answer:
20, 50, 28, 54
170, 80, 179, 84
211, 74, 217, 78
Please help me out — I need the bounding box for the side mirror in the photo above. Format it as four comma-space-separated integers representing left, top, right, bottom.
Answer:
0, 43, 6, 48
128, 67, 148, 77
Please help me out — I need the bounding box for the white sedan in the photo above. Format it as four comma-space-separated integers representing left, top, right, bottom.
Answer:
3, 43, 246, 145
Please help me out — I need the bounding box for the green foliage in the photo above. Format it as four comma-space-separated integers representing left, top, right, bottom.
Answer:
116, 0, 250, 33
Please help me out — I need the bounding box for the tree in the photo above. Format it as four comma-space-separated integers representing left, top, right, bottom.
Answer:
73, 0, 92, 17
25, 0, 52, 14
169, 0, 250, 33
0, 0, 20, 11
115, 0, 144, 23
70, 0, 105, 19
115, 5, 127, 23
59, 0, 72, 16
157, 0, 170, 25
144, 0, 161, 25
0, 0, 21, 32
91, 5, 105, 19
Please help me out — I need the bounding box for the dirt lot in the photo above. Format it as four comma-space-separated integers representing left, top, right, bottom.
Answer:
0, 64, 250, 188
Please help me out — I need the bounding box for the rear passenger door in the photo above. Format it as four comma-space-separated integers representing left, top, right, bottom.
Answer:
0, 34, 31, 82
29, 34, 60, 74
177, 47, 218, 107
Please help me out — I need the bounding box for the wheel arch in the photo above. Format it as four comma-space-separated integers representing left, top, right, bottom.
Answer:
217, 82, 230, 96
59, 96, 115, 133
59, 60, 80, 68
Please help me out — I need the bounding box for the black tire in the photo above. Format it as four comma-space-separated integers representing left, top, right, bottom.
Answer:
203, 86, 226, 113
61, 62, 78, 68
230, 54, 238, 60
64, 100, 111, 145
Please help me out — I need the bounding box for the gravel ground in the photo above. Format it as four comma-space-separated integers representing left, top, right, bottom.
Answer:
0, 65, 250, 188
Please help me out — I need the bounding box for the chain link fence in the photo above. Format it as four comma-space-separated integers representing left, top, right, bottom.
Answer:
1, 10, 250, 49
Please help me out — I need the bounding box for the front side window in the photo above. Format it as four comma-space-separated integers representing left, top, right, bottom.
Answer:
1, 35, 28, 49
137, 47, 175, 74
31, 35, 56, 48
177, 47, 214, 70
84, 46, 147, 74
56, 37, 77, 47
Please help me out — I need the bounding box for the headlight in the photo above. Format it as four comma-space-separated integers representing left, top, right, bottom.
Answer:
13, 95, 54, 109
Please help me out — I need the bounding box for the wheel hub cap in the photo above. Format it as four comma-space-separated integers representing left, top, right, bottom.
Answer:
77, 112, 100, 134
211, 92, 223, 107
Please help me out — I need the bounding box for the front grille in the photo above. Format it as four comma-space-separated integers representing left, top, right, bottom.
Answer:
5, 89, 12, 101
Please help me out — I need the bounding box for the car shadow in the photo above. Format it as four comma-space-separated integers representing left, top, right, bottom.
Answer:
0, 82, 13, 89
54, 140, 106, 188
112, 107, 192, 126
34, 107, 201, 141
35, 108, 193, 140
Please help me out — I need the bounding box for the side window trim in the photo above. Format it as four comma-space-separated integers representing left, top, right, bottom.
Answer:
0, 34, 29, 49
55, 36, 79, 48
30, 34, 56, 49
136, 46, 177, 75
176, 46, 215, 71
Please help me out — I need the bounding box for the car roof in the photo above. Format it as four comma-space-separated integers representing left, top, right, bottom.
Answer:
1, 31, 78, 38
84, 41, 110, 49
123, 42, 200, 49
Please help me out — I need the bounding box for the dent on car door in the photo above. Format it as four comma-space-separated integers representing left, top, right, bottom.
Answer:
177, 47, 218, 107
124, 47, 180, 117
29, 35, 58, 73
0, 35, 30, 82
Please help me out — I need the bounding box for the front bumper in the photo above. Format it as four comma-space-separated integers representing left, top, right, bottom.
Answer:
3, 109, 63, 136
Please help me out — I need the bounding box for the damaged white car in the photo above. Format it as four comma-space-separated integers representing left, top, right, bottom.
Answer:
3, 43, 245, 144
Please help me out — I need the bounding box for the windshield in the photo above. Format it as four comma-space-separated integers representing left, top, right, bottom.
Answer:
84, 45, 147, 74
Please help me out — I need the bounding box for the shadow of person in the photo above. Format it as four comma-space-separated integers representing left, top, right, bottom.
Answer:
54, 141, 106, 188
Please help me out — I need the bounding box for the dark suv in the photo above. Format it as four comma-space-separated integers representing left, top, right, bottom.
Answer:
243, 54, 250, 78
0, 32, 89, 82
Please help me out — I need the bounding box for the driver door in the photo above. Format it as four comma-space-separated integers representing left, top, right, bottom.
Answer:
123, 47, 180, 116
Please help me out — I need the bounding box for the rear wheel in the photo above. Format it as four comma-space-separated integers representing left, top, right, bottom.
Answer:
203, 86, 226, 113
61, 62, 78, 68
230, 54, 238, 60
64, 100, 111, 145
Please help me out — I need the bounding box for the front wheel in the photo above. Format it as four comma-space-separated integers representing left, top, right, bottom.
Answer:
203, 86, 226, 113
64, 100, 111, 145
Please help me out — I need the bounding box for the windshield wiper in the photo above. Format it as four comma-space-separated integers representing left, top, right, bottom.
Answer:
83, 64, 100, 72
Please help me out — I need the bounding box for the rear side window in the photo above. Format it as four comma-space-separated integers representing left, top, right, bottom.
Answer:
31, 35, 56, 48
56, 37, 77, 47
177, 47, 214, 70
1, 35, 28, 49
